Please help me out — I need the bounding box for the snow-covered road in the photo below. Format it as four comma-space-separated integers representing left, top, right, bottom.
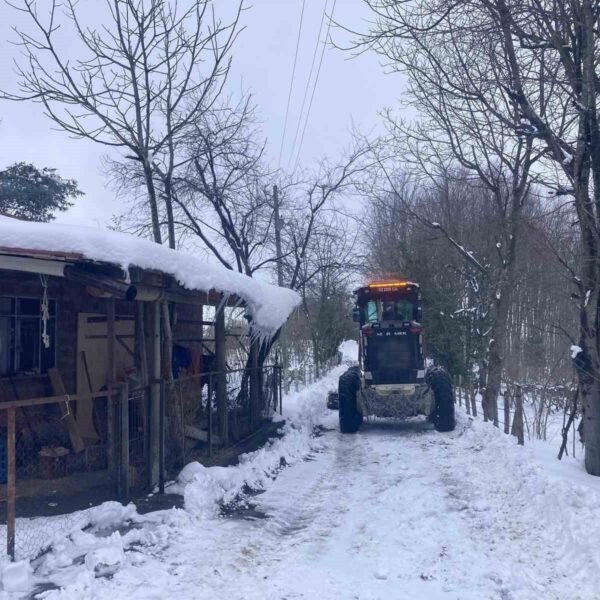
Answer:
31, 355, 600, 599
86, 420, 597, 600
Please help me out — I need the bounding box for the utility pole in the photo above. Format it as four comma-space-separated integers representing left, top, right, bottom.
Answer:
273, 185, 289, 377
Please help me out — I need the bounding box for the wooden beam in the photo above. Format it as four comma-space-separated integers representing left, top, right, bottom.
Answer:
119, 384, 129, 502
106, 299, 117, 486
0, 388, 113, 410
47, 368, 85, 453
64, 265, 130, 298
149, 302, 162, 487
129, 284, 244, 309
215, 298, 228, 445
249, 339, 259, 430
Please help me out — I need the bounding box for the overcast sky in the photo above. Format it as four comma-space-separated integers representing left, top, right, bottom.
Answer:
0, 0, 405, 227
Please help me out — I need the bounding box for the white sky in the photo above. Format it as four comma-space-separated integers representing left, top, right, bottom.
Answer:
0, 0, 405, 227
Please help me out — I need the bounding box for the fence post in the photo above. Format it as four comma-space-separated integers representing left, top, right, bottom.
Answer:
119, 383, 130, 502
159, 379, 165, 495
504, 386, 511, 435
511, 385, 525, 445
272, 365, 279, 415
106, 299, 117, 489
279, 365, 283, 414
249, 341, 259, 430
207, 377, 213, 458
149, 302, 162, 489
215, 301, 228, 445
7, 406, 15, 560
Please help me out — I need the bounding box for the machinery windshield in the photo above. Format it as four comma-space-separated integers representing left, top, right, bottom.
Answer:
365, 298, 415, 323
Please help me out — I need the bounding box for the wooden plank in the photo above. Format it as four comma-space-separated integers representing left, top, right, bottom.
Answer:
47, 368, 85, 453
150, 302, 162, 487
184, 425, 221, 446
106, 300, 116, 485
119, 384, 129, 501
0, 389, 112, 410
215, 301, 228, 445
76, 351, 100, 442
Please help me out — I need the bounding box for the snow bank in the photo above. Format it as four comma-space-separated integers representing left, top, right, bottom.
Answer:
458, 413, 600, 596
169, 363, 347, 517
5, 344, 354, 595
0, 216, 300, 333
167, 340, 356, 517
2, 560, 32, 593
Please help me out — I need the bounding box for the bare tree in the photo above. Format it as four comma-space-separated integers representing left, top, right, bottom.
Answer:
4, 0, 243, 246
175, 97, 278, 275
294, 212, 359, 376
352, 0, 546, 426
483, 0, 600, 475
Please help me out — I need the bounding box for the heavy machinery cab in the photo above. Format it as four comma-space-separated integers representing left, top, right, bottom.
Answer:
353, 281, 425, 386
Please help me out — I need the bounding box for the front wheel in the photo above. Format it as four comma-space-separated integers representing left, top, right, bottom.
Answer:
338, 367, 363, 433
426, 368, 456, 432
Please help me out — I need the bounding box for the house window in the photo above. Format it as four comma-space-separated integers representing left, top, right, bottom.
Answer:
0, 297, 56, 376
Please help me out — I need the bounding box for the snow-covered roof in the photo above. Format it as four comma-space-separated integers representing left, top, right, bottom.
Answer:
0, 216, 300, 333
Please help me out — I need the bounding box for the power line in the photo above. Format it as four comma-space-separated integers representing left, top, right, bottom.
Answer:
286, 0, 329, 171
292, 0, 337, 174
278, 0, 307, 169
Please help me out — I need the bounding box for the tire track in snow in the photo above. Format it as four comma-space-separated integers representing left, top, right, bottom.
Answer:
428, 419, 578, 600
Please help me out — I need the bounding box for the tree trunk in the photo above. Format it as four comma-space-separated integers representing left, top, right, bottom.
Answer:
478, 360, 488, 420
163, 176, 176, 250
161, 301, 184, 469
482, 202, 521, 427
143, 163, 162, 244
580, 343, 600, 475
503, 387, 511, 434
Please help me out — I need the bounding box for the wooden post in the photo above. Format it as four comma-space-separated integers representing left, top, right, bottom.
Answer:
273, 360, 279, 414
511, 385, 525, 445
106, 298, 117, 489
136, 302, 149, 386
159, 379, 165, 494
207, 377, 213, 457
47, 369, 85, 453
279, 364, 283, 414
504, 386, 511, 434
7, 407, 15, 560
249, 339, 259, 430
215, 300, 228, 445
150, 302, 162, 487
119, 383, 130, 502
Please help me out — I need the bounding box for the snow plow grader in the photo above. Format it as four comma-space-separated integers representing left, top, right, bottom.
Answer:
337, 280, 455, 433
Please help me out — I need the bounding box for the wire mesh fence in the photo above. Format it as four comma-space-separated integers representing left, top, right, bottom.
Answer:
0, 389, 118, 560
0, 382, 155, 561
0, 362, 283, 561
173, 364, 282, 467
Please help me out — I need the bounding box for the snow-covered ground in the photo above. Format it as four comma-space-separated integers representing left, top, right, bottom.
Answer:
4, 342, 600, 598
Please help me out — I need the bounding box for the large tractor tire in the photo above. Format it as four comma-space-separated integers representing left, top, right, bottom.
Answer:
338, 367, 363, 433
426, 368, 456, 432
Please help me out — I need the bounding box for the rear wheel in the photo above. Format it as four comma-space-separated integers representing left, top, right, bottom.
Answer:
338, 367, 363, 433
427, 368, 456, 432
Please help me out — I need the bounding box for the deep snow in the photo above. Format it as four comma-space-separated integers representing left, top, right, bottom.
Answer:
4, 342, 600, 599
0, 216, 300, 333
